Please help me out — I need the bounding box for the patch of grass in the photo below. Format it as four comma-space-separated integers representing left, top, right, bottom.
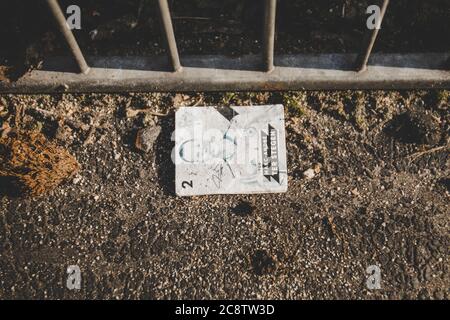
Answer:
282, 91, 308, 117
352, 91, 368, 131
221, 92, 237, 105
436, 90, 449, 109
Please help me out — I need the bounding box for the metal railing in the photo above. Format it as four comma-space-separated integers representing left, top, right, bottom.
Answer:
0, 0, 449, 93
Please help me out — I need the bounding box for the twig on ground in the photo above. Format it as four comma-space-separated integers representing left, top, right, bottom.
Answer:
325, 216, 342, 241
408, 144, 449, 162
126, 108, 170, 118
82, 114, 111, 146
193, 97, 204, 107
27, 107, 90, 131
82, 125, 97, 146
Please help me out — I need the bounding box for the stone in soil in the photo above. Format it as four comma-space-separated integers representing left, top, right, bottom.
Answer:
303, 168, 315, 179
135, 125, 161, 153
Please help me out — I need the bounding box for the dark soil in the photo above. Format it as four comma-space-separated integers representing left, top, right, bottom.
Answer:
0, 90, 448, 299
386, 108, 443, 145
231, 200, 255, 217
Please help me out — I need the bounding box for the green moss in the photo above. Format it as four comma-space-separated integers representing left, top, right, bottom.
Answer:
436, 90, 449, 101
436, 90, 449, 109
352, 91, 368, 131
282, 91, 308, 117
221, 92, 237, 105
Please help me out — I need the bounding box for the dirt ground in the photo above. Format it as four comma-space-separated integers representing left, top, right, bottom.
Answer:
0, 0, 449, 301
0, 90, 448, 299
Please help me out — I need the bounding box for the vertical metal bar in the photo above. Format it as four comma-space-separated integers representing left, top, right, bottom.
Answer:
157, 0, 182, 72
263, 0, 277, 72
46, 0, 90, 74
356, 0, 390, 72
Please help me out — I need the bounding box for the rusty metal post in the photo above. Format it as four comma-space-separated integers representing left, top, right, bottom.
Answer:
46, 0, 90, 74
263, 0, 277, 72
356, 0, 390, 72
157, 0, 182, 72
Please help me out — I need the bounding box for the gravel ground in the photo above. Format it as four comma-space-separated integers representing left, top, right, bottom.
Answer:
0, 90, 448, 299
0, 0, 449, 301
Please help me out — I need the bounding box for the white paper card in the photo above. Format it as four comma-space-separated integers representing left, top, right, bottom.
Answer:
175, 105, 288, 196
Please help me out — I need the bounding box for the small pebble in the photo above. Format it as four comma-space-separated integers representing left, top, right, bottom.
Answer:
135, 125, 162, 153
303, 168, 315, 179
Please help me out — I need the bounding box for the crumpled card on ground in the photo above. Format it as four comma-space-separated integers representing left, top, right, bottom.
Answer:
175, 105, 288, 196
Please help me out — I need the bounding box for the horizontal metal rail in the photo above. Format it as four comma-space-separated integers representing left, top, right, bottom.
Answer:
1, 53, 448, 93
